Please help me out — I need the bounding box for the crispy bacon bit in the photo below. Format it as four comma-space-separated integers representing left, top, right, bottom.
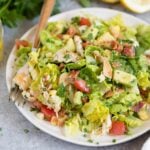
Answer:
104, 90, 114, 98
112, 62, 121, 68
69, 70, 79, 79
67, 26, 77, 37
51, 116, 67, 127
104, 88, 124, 98
82, 42, 91, 48
32, 101, 43, 109
59, 63, 65, 70
122, 44, 135, 57
15, 39, 30, 49
111, 41, 123, 52
140, 88, 149, 99
57, 34, 63, 39
82, 97, 89, 104
132, 102, 144, 112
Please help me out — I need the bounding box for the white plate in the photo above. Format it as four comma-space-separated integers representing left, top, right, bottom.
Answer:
6, 8, 150, 147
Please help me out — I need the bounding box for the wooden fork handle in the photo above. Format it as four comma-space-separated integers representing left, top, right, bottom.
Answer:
34, 0, 55, 48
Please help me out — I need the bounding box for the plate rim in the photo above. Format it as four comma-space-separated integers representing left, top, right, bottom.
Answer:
6, 7, 150, 147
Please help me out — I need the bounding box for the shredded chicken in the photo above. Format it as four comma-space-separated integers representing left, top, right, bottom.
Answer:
74, 35, 84, 56
13, 64, 31, 90
53, 49, 80, 63
93, 51, 112, 79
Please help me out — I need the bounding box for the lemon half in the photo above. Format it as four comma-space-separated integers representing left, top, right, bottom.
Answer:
121, 0, 150, 13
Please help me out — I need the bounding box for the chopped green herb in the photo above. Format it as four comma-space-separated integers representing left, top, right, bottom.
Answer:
0, 128, 2, 131
87, 139, 93, 143
112, 139, 117, 143
24, 129, 29, 134
30, 107, 40, 112
57, 83, 66, 97
71, 16, 80, 24
83, 134, 87, 137
83, 128, 88, 133
87, 33, 93, 41
96, 142, 99, 145
64, 54, 70, 60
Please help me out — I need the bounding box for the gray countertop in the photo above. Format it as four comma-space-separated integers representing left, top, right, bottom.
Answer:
0, 0, 150, 149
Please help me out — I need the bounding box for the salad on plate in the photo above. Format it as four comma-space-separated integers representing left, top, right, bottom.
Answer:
12, 14, 150, 138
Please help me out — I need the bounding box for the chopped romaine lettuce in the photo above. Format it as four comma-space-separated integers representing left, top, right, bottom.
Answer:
137, 71, 150, 90
15, 47, 31, 68
66, 59, 86, 70
82, 99, 109, 123
137, 25, 150, 50
40, 30, 63, 53
64, 115, 80, 137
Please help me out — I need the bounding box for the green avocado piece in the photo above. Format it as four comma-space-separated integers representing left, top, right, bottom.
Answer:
113, 70, 136, 86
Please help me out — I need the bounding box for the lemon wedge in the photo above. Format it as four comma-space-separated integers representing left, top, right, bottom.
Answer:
102, 0, 120, 3
121, 0, 150, 13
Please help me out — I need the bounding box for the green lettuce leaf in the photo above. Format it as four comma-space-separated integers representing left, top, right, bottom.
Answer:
115, 115, 142, 128
64, 114, 80, 137
40, 30, 63, 53
15, 47, 31, 68
137, 25, 150, 50
137, 71, 150, 90
66, 59, 86, 70
82, 99, 109, 123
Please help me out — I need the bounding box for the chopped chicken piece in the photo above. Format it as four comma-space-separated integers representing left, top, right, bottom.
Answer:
74, 35, 84, 56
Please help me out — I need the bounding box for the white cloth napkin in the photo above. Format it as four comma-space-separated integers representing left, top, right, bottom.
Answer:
142, 138, 150, 150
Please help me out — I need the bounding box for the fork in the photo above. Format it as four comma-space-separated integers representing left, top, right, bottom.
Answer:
9, 0, 55, 105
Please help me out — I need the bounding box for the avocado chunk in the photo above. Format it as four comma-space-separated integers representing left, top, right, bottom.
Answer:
113, 70, 136, 86
82, 26, 98, 41
73, 91, 83, 105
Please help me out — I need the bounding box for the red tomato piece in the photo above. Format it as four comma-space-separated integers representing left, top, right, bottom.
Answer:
74, 79, 90, 93
15, 39, 30, 49
80, 17, 91, 26
41, 106, 56, 120
122, 45, 135, 57
109, 121, 126, 135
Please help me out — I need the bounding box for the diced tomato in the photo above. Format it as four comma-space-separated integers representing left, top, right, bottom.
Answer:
122, 44, 135, 57
15, 39, 30, 49
32, 101, 56, 120
79, 17, 91, 26
132, 102, 144, 112
74, 79, 90, 93
67, 26, 76, 36
32, 101, 43, 109
41, 105, 56, 120
109, 121, 126, 135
